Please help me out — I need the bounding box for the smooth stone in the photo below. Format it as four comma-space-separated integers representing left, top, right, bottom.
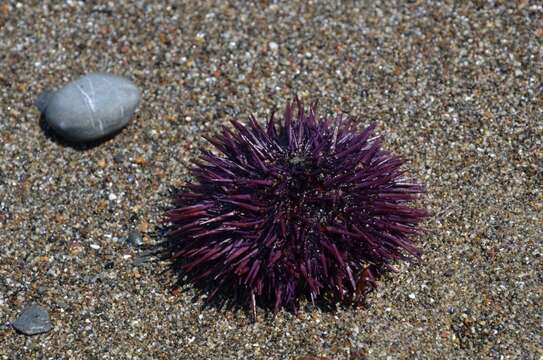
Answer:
11, 304, 52, 335
127, 230, 143, 247
37, 73, 140, 142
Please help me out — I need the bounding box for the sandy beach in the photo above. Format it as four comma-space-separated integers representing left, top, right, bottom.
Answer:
0, 1, 541, 359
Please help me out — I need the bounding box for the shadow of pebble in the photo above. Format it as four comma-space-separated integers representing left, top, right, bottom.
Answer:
39, 113, 124, 151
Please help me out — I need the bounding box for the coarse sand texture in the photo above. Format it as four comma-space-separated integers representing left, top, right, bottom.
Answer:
0, 1, 541, 359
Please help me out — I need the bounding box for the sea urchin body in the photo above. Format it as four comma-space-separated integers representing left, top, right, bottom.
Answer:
166, 99, 428, 312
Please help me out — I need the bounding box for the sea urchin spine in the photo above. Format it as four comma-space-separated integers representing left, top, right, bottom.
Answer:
166, 99, 429, 312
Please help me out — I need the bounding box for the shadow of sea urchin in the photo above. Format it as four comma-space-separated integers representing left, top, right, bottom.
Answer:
165, 99, 429, 313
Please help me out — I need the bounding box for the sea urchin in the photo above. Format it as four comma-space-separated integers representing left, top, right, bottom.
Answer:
165, 99, 428, 313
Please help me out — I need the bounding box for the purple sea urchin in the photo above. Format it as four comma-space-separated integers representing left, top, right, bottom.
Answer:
166, 99, 428, 312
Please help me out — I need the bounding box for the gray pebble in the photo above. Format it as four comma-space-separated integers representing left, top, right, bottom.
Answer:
113, 154, 125, 163
11, 304, 52, 335
37, 73, 140, 142
127, 230, 144, 247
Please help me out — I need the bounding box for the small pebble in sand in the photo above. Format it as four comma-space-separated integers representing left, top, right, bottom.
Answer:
36, 73, 140, 142
127, 230, 144, 247
11, 304, 52, 335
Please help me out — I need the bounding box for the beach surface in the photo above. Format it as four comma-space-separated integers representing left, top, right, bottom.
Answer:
0, 1, 541, 359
